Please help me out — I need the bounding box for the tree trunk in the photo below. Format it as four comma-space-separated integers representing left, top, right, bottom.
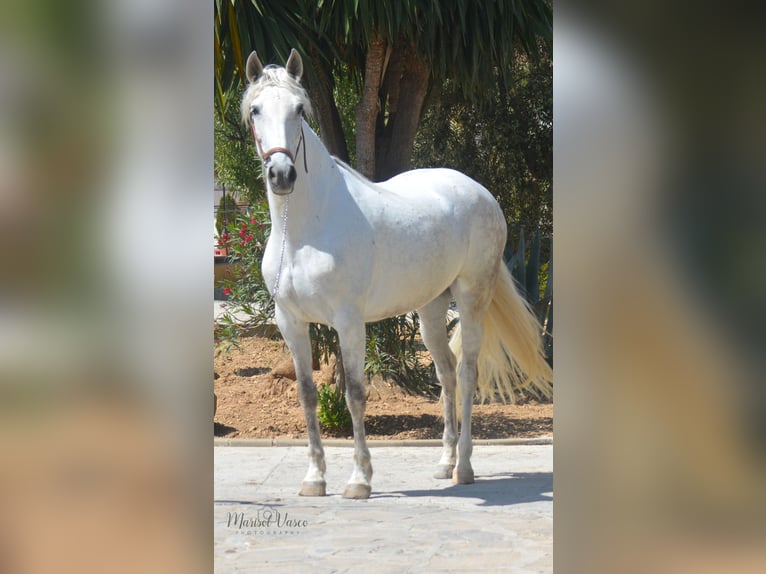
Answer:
377, 47, 430, 181
306, 47, 349, 162
355, 31, 387, 179
377, 44, 404, 177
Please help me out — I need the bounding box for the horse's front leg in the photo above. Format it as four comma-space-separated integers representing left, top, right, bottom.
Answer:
335, 317, 373, 499
275, 307, 326, 496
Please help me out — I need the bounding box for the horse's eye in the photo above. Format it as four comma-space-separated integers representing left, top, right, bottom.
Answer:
296, 104, 304, 117
251, 106, 260, 117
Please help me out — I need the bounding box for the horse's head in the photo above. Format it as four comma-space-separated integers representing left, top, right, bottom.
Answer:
241, 49, 311, 195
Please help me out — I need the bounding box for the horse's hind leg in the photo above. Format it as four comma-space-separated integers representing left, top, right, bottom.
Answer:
451, 282, 494, 484
275, 308, 326, 496
335, 316, 373, 499
418, 292, 458, 479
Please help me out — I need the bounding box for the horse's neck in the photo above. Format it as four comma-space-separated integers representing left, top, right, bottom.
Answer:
266, 122, 344, 235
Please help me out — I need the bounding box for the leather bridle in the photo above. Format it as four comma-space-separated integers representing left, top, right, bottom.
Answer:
250, 119, 308, 173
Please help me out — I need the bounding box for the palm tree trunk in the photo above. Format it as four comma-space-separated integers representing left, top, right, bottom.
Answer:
355, 31, 386, 179
377, 47, 430, 181
307, 47, 349, 162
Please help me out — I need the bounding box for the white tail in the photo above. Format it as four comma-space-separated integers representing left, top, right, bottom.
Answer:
450, 261, 553, 404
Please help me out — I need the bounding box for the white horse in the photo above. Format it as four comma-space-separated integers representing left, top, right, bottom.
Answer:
241, 49, 552, 499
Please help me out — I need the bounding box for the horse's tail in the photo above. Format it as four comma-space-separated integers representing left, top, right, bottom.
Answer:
449, 261, 553, 404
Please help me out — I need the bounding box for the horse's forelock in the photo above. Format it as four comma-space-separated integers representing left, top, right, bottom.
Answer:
240, 66, 313, 126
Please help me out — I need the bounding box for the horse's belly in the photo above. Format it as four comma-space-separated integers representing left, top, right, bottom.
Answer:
362, 240, 460, 321
274, 242, 456, 324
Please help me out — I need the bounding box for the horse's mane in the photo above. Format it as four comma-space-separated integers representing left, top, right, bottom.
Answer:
240, 65, 314, 126
332, 157, 368, 182
332, 157, 391, 192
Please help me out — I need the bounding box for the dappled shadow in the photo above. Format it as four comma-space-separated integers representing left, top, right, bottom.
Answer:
365, 412, 552, 440
366, 414, 442, 438
376, 472, 552, 507
471, 414, 553, 438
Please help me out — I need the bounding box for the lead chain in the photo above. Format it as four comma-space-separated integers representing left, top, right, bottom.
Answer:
270, 196, 290, 301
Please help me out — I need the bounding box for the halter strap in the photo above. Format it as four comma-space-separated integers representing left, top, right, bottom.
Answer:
250, 121, 308, 173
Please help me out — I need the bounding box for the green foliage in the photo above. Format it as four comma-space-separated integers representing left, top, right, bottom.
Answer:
332, 68, 361, 164
309, 323, 340, 369
317, 384, 352, 433
364, 315, 436, 395
214, 91, 263, 203
215, 192, 237, 236
506, 227, 553, 365
413, 46, 552, 243
214, 204, 274, 351
215, 0, 552, 102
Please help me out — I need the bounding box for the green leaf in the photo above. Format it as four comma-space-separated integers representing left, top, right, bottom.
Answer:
526, 227, 541, 301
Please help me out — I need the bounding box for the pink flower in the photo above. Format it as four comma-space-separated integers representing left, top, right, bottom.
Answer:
222, 287, 232, 296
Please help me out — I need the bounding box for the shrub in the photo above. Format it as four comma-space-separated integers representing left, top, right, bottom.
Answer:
316, 384, 352, 434
215, 204, 274, 352
215, 192, 238, 236
364, 315, 436, 395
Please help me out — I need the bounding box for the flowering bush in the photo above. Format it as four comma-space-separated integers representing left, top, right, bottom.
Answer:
215, 203, 275, 350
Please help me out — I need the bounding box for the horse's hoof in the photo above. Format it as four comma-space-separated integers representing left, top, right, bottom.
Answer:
299, 481, 327, 496
342, 483, 371, 499
434, 464, 455, 479
452, 466, 475, 484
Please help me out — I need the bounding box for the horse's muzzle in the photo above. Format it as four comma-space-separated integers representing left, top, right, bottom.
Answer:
267, 162, 297, 195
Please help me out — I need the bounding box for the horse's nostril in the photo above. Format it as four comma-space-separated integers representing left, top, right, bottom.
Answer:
267, 165, 276, 181
287, 166, 297, 184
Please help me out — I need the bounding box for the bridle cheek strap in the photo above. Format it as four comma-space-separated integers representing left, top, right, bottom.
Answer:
250, 122, 308, 173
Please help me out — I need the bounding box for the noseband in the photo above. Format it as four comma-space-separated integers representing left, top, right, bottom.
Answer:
250, 121, 308, 173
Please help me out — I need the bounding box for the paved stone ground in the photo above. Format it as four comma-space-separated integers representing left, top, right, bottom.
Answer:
215, 444, 552, 573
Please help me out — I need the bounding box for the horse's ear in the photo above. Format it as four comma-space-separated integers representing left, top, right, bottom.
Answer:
246, 51, 264, 84
285, 49, 303, 82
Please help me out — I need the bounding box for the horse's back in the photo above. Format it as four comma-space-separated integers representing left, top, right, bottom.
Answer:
345, 167, 506, 320
381, 168, 494, 205
380, 167, 507, 264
